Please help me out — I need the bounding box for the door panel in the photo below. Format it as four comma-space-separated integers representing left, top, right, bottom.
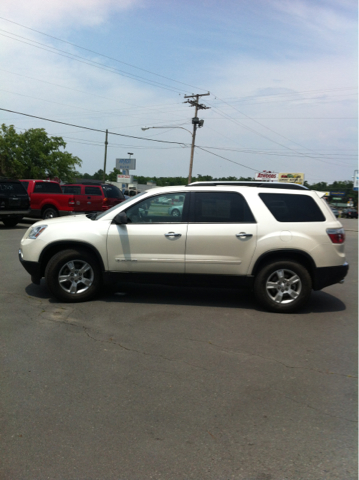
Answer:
107, 191, 189, 273
185, 191, 257, 275
107, 224, 188, 273
84, 186, 103, 211
185, 223, 257, 275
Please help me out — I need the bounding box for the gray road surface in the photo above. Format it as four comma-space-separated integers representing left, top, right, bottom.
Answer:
1, 218, 357, 480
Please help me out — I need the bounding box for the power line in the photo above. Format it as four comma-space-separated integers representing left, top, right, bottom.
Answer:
0, 107, 192, 145
2, 108, 355, 171
0, 16, 208, 93
0, 30, 185, 94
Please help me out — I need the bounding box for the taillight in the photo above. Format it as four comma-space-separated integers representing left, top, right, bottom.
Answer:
103, 197, 108, 204
327, 228, 345, 244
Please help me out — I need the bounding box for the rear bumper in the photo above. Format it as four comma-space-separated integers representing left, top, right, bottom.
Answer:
313, 262, 349, 290
0, 209, 31, 217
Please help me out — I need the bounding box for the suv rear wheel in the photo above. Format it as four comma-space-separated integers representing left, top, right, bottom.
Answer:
45, 249, 102, 302
254, 260, 312, 313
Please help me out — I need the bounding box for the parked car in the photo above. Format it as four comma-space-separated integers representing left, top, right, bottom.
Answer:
63, 182, 125, 211
19, 181, 348, 313
343, 208, 358, 219
0, 178, 30, 227
329, 205, 339, 218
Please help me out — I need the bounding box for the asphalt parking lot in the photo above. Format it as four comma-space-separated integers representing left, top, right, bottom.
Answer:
1, 218, 357, 480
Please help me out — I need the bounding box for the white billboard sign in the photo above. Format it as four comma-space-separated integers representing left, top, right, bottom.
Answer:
116, 158, 136, 170
117, 174, 131, 184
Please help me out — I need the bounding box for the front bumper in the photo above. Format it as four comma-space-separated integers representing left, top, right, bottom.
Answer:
312, 262, 349, 290
18, 250, 42, 284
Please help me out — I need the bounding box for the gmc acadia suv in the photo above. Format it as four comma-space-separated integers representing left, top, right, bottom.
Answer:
19, 182, 348, 312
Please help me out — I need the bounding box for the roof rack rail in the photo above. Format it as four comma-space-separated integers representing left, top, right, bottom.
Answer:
187, 181, 307, 190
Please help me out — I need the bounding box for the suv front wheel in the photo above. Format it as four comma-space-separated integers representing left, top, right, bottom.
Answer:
254, 260, 312, 313
45, 248, 102, 302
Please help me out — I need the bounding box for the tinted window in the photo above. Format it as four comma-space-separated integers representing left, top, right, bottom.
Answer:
102, 184, 124, 199
0, 182, 27, 194
192, 192, 255, 223
85, 186, 102, 196
34, 182, 62, 193
20, 181, 29, 191
259, 193, 325, 222
63, 186, 81, 194
126, 193, 187, 223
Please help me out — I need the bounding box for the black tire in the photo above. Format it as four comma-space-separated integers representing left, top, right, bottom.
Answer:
171, 209, 180, 217
2, 217, 21, 227
42, 207, 59, 219
254, 260, 312, 313
45, 249, 102, 302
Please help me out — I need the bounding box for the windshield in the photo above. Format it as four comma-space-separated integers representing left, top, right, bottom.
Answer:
92, 192, 147, 220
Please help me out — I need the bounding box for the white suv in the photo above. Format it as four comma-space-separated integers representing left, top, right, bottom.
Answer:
19, 182, 348, 312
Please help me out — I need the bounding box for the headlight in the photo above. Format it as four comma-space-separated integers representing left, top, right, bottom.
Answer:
28, 225, 48, 239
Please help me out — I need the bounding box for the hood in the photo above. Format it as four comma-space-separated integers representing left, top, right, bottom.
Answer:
31, 214, 91, 227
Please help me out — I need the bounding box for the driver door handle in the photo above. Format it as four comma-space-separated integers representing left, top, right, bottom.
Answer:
165, 232, 182, 238
236, 232, 253, 239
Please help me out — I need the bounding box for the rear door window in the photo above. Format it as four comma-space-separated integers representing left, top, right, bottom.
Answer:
191, 192, 256, 223
259, 193, 325, 222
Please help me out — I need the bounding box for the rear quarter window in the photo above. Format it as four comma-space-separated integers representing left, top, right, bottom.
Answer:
259, 193, 325, 222
0, 182, 27, 194
102, 185, 124, 199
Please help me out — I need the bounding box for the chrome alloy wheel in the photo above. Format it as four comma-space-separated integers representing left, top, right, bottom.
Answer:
265, 268, 302, 305
58, 259, 94, 295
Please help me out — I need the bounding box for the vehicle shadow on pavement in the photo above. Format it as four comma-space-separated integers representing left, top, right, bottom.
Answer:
25, 281, 346, 313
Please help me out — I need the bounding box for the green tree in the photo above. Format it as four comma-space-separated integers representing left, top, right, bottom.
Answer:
0, 124, 82, 182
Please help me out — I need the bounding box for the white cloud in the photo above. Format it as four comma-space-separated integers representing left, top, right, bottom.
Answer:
0, 0, 142, 28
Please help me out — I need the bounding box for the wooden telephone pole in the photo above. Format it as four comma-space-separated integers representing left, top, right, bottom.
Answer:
184, 93, 210, 184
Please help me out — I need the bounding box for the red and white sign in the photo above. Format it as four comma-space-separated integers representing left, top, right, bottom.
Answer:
255, 171, 278, 181
117, 174, 131, 184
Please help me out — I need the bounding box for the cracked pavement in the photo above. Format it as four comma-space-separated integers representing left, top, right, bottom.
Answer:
1, 219, 357, 479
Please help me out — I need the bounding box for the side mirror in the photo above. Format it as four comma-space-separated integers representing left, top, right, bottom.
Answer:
113, 212, 128, 225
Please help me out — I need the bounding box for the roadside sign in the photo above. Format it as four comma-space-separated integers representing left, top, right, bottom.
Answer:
278, 173, 304, 185
116, 158, 136, 170
117, 175, 131, 184
354, 170, 358, 192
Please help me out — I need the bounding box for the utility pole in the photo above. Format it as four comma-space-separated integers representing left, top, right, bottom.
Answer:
103, 129, 108, 181
184, 92, 210, 184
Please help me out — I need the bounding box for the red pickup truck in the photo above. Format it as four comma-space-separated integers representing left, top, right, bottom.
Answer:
20, 180, 97, 219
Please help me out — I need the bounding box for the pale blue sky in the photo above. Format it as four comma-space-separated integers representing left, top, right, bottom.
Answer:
0, 0, 357, 183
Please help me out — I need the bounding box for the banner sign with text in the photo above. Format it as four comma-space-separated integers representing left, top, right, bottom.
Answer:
255, 172, 304, 184
116, 158, 136, 170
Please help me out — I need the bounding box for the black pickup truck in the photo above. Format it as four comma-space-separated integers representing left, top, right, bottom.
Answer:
0, 178, 31, 227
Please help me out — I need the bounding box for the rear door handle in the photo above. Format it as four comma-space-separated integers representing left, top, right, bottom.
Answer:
236, 232, 253, 239
165, 232, 182, 238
